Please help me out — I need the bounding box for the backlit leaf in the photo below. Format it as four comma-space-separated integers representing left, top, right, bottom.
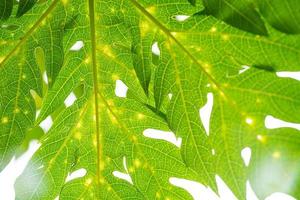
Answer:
0, 0, 300, 199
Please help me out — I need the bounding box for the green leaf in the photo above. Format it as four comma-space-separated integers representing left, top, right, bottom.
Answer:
131, 26, 154, 96
187, 0, 197, 6
17, 0, 37, 17
0, 0, 38, 20
0, 0, 300, 199
256, 0, 300, 34
201, 0, 268, 35
0, 0, 13, 20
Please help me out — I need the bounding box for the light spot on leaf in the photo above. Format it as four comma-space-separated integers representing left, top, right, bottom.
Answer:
256, 98, 261, 103
92, 134, 97, 147
257, 134, 267, 143
146, 6, 156, 14
245, 117, 254, 125
133, 159, 141, 168
84, 178, 92, 186
130, 135, 138, 143
74, 132, 81, 140
221, 34, 230, 40
272, 151, 281, 159
0, 56, 4, 63
137, 113, 145, 120
111, 74, 119, 80
156, 192, 161, 198
140, 21, 151, 36
101, 45, 114, 58
61, 0, 68, 5
84, 56, 91, 64
14, 108, 20, 114
212, 149, 216, 155
1, 117, 8, 124
210, 26, 217, 32
36, 110, 40, 119
110, 8, 116, 13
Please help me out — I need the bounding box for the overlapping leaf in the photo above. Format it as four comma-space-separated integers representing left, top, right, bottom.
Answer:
0, 0, 300, 199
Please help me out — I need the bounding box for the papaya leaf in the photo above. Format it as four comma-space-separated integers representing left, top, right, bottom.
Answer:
201, 0, 268, 35
17, 0, 37, 18
0, 0, 13, 20
256, 0, 300, 34
0, 0, 300, 199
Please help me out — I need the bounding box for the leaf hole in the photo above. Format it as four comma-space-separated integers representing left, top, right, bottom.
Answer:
215, 175, 238, 200
276, 71, 300, 81
169, 177, 219, 200
173, 15, 190, 22
112, 157, 133, 184
265, 193, 296, 200
115, 80, 128, 98
70, 41, 84, 51
0, 141, 40, 200
246, 180, 259, 200
65, 168, 87, 183
241, 147, 251, 167
39, 116, 53, 133
265, 115, 300, 130
64, 92, 77, 108
151, 42, 160, 56
239, 65, 250, 74
199, 93, 213, 136
143, 128, 182, 148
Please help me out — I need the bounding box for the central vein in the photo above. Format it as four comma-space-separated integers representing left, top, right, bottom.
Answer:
88, 0, 101, 186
